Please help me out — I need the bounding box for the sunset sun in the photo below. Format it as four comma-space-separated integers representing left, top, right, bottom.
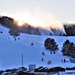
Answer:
13, 13, 40, 27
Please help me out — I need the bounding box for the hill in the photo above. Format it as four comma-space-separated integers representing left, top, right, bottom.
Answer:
0, 24, 75, 70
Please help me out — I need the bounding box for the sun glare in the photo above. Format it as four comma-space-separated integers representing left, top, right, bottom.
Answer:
17, 20, 24, 26
13, 13, 48, 28
13, 11, 63, 30
13, 12, 49, 28
13, 13, 40, 27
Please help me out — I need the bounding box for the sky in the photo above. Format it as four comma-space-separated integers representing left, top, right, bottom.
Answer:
0, 0, 75, 23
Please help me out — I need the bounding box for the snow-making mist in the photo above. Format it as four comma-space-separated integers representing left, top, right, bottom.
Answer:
0, 10, 66, 36
12, 10, 66, 36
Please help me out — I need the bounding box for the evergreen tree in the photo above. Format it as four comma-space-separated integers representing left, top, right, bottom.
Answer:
44, 38, 58, 51
61, 40, 70, 55
62, 40, 75, 58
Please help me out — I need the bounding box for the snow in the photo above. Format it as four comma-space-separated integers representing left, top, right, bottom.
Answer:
0, 24, 75, 71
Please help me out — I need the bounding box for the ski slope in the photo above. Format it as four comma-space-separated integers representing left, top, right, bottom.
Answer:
0, 24, 75, 70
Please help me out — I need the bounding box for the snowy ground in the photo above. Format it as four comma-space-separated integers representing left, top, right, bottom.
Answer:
0, 25, 75, 72
53, 70, 75, 75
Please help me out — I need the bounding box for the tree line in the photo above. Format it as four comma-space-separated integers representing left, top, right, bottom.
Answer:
64, 23, 75, 36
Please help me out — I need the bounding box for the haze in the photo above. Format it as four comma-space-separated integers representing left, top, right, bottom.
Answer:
0, 0, 75, 23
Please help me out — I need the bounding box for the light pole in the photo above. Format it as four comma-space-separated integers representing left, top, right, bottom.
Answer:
22, 54, 24, 67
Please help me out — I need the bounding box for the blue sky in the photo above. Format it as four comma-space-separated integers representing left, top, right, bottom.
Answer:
0, 0, 75, 23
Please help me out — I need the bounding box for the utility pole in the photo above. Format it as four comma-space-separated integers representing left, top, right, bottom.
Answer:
22, 54, 24, 67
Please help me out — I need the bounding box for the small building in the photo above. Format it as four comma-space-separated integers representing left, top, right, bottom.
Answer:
29, 64, 36, 71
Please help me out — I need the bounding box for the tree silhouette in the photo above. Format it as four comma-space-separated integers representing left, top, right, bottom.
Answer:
62, 40, 75, 57
44, 38, 58, 51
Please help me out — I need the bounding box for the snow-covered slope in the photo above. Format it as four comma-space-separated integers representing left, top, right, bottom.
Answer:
0, 24, 75, 70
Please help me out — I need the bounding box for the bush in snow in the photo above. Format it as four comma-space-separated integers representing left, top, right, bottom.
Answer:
0, 70, 4, 75
34, 66, 65, 72
66, 67, 75, 70
0, 67, 35, 75
44, 38, 58, 51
